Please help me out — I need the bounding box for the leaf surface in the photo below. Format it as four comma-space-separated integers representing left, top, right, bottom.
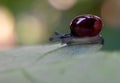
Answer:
0, 44, 120, 83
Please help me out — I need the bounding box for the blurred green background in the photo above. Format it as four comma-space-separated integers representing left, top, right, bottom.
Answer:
0, 0, 119, 51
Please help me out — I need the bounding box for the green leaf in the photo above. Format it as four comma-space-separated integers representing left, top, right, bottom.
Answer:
0, 44, 120, 83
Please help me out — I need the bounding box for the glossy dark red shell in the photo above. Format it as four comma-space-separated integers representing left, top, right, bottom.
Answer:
70, 14, 103, 37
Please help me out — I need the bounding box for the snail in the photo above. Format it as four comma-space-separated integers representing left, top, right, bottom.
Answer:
49, 14, 104, 45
